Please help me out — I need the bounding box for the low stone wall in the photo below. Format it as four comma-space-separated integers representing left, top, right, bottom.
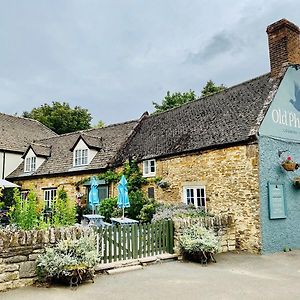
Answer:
173, 214, 236, 254
0, 226, 93, 292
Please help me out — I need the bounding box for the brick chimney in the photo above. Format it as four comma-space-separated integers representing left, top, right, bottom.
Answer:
267, 19, 300, 78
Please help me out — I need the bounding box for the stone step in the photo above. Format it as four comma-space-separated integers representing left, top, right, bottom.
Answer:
106, 265, 143, 275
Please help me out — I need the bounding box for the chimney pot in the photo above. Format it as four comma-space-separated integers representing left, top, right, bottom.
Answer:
267, 19, 300, 78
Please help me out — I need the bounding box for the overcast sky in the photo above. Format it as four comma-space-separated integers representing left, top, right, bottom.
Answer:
0, 0, 300, 125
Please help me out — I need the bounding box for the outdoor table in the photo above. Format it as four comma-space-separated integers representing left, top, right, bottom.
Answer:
82, 214, 105, 227
110, 217, 139, 225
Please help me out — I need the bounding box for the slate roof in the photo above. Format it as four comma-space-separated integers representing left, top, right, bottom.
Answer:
22, 143, 52, 158
116, 73, 275, 162
8, 120, 139, 179
0, 113, 57, 153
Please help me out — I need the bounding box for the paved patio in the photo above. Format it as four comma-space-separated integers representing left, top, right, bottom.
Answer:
2, 251, 300, 300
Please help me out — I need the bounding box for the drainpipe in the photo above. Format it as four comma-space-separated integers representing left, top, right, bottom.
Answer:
2, 151, 5, 179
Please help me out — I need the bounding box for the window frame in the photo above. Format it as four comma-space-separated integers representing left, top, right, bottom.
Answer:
74, 148, 89, 167
24, 156, 36, 172
183, 186, 206, 209
43, 188, 57, 210
143, 159, 156, 177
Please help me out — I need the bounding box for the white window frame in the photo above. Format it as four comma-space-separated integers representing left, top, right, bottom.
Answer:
74, 148, 89, 167
183, 186, 206, 209
24, 156, 36, 172
143, 159, 156, 177
44, 188, 57, 209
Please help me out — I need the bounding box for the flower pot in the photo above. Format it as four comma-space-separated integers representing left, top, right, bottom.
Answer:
281, 161, 299, 171
293, 177, 300, 188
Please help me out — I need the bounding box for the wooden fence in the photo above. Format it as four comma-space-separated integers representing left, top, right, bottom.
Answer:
96, 220, 174, 263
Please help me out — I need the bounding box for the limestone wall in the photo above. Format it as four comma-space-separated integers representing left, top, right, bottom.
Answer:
0, 226, 93, 292
143, 144, 261, 253
173, 215, 236, 254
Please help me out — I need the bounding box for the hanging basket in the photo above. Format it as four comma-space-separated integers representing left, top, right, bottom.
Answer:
293, 177, 300, 188
281, 161, 299, 171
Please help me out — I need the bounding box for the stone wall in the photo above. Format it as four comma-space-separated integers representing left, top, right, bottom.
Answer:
173, 215, 236, 254
14, 172, 104, 206
142, 144, 261, 253
0, 226, 93, 292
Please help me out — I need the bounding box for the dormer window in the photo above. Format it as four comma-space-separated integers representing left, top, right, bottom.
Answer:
25, 156, 36, 172
143, 159, 156, 177
74, 149, 89, 166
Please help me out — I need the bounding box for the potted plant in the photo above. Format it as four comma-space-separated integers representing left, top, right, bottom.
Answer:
179, 225, 220, 265
293, 177, 300, 188
281, 156, 299, 171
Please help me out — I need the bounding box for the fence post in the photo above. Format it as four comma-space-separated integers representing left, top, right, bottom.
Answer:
132, 224, 138, 259
168, 220, 174, 254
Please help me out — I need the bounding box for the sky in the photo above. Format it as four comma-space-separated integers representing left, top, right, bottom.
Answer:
1, 0, 300, 125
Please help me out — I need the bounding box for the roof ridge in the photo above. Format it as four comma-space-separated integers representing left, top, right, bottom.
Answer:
148, 72, 271, 118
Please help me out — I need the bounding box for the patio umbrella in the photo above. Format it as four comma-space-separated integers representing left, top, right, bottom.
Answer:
88, 176, 99, 214
117, 175, 130, 218
0, 179, 20, 188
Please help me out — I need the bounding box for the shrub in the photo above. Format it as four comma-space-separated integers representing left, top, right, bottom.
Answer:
36, 233, 99, 283
179, 225, 220, 255
152, 203, 210, 222
52, 189, 76, 227
98, 197, 119, 222
9, 188, 42, 229
138, 199, 158, 223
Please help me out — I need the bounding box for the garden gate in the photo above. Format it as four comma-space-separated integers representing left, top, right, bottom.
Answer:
96, 220, 174, 263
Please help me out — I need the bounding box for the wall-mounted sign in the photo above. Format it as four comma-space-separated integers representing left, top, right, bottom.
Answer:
260, 66, 300, 141
268, 182, 287, 219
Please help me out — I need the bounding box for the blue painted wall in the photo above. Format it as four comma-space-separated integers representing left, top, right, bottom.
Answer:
259, 66, 300, 253
259, 136, 300, 253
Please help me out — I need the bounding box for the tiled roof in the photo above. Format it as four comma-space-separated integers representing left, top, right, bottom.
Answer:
23, 143, 52, 158
8, 120, 139, 178
0, 113, 57, 153
116, 73, 274, 162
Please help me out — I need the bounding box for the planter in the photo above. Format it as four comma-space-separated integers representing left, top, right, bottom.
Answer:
293, 177, 300, 188
183, 251, 216, 265
281, 161, 299, 171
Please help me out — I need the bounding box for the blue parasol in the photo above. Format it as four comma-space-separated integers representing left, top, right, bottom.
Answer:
117, 175, 130, 218
89, 176, 99, 214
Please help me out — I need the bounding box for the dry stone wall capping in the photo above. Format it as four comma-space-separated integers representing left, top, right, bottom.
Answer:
0, 226, 93, 293
173, 214, 236, 254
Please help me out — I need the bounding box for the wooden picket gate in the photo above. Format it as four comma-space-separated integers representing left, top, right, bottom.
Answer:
96, 220, 174, 263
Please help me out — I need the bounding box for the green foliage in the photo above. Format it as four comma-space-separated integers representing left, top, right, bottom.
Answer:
98, 197, 120, 222
52, 189, 76, 227
152, 203, 210, 222
138, 199, 158, 223
98, 170, 121, 184
201, 80, 226, 97
93, 120, 105, 128
179, 225, 220, 254
22, 101, 92, 134
36, 233, 99, 281
9, 188, 42, 230
153, 90, 197, 113
123, 160, 147, 192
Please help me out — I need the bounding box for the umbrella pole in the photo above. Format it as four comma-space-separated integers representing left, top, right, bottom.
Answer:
122, 206, 124, 219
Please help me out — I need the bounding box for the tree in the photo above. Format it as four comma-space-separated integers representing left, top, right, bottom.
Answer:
201, 80, 226, 97
23, 102, 92, 134
93, 120, 105, 128
152, 90, 197, 113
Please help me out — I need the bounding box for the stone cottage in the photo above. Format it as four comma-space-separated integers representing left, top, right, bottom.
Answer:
8, 19, 300, 253
0, 113, 56, 179
8, 118, 143, 208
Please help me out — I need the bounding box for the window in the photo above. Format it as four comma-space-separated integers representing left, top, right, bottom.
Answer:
143, 159, 156, 177
74, 149, 88, 166
44, 188, 57, 209
25, 157, 36, 172
147, 187, 155, 199
183, 186, 206, 209
21, 190, 29, 200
